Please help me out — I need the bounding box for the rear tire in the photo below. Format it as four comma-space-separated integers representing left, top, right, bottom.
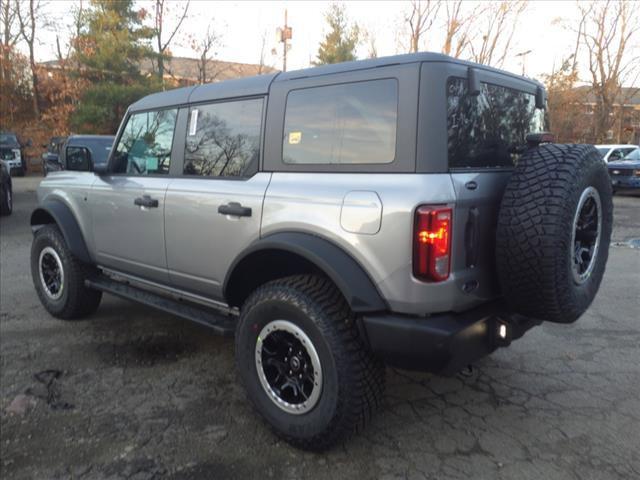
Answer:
31, 225, 102, 319
235, 274, 385, 451
0, 184, 11, 216
496, 144, 613, 323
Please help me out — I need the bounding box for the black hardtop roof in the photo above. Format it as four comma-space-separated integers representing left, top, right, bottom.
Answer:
128, 52, 543, 112
129, 73, 278, 112
275, 51, 541, 85
67, 134, 115, 143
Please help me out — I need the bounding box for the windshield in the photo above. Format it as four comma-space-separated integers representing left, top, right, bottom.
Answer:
0, 134, 18, 145
596, 147, 609, 157
623, 148, 640, 161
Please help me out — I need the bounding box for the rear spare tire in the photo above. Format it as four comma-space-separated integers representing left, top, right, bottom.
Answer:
496, 144, 613, 323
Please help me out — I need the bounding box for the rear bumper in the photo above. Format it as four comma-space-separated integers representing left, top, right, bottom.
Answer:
361, 302, 541, 375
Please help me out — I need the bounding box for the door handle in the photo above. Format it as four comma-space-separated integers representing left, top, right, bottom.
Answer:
218, 202, 252, 217
134, 195, 159, 208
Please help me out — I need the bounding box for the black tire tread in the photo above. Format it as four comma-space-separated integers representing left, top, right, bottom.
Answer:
496, 144, 612, 323
237, 274, 385, 451
31, 225, 102, 320
0, 184, 11, 216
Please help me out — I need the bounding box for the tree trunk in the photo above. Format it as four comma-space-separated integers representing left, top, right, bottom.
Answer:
29, 47, 39, 117
158, 53, 164, 88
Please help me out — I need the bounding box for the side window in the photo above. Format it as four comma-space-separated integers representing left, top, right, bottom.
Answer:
282, 79, 398, 165
184, 98, 263, 177
66, 146, 90, 171
112, 109, 177, 175
447, 78, 546, 168
609, 150, 623, 161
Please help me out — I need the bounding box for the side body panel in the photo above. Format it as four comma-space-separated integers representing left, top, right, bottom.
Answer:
35, 172, 98, 258
164, 173, 272, 297
90, 176, 172, 283
261, 173, 499, 315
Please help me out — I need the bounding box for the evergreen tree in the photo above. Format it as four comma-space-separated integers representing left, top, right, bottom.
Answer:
72, 0, 159, 133
315, 4, 359, 65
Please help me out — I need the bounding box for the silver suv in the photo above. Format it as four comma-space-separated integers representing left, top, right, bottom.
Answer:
30, 53, 612, 450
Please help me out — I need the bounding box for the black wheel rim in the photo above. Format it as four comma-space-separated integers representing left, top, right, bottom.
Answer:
255, 320, 322, 414
38, 246, 64, 299
571, 186, 602, 284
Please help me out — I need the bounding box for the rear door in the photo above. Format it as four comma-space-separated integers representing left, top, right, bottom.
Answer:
91, 108, 179, 283
443, 73, 546, 299
164, 97, 270, 299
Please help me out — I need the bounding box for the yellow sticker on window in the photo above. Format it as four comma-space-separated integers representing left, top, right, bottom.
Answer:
288, 131, 302, 144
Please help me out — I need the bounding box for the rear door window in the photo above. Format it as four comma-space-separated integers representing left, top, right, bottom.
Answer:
447, 78, 546, 168
282, 79, 398, 165
184, 98, 263, 177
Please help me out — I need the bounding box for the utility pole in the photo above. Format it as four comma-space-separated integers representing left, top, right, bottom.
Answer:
515, 49, 532, 76
276, 9, 292, 72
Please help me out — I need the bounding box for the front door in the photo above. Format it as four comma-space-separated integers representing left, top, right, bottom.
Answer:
91, 108, 179, 283
164, 97, 269, 299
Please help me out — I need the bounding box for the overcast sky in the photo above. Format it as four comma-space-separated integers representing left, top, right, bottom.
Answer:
24, 1, 637, 86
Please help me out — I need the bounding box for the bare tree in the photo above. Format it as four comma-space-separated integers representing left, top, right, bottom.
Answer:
579, 0, 639, 142
257, 30, 268, 74
468, 1, 527, 68
1, 0, 19, 86
441, 0, 482, 58
363, 27, 378, 59
404, 0, 441, 53
192, 24, 221, 84
16, 0, 44, 117
153, 0, 189, 88
1, 0, 18, 47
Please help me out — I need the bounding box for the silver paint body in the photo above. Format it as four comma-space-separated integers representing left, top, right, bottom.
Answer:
36, 54, 535, 317
36, 169, 508, 316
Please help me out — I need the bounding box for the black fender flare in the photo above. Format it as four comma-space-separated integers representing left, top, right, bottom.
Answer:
30, 200, 92, 264
223, 232, 387, 313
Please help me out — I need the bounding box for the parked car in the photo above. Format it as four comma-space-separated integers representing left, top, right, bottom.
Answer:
43, 135, 115, 174
0, 160, 12, 216
29, 52, 613, 450
608, 148, 640, 193
595, 144, 638, 163
41, 136, 67, 176
0, 131, 26, 176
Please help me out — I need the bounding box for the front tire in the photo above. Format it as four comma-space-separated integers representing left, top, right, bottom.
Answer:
31, 225, 102, 319
235, 275, 385, 451
0, 184, 11, 216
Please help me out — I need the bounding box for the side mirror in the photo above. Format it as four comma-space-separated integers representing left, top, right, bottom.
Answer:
93, 163, 109, 175
468, 67, 481, 96
535, 86, 546, 109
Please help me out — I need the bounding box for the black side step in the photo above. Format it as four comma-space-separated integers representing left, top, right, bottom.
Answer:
85, 277, 236, 336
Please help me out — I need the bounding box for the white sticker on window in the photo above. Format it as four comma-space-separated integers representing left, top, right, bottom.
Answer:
189, 109, 199, 136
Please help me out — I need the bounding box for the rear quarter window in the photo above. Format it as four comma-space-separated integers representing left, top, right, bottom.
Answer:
282, 79, 398, 165
447, 78, 546, 169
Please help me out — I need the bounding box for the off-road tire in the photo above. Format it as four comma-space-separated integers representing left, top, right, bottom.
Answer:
31, 225, 102, 319
496, 144, 613, 323
0, 184, 11, 216
235, 274, 385, 451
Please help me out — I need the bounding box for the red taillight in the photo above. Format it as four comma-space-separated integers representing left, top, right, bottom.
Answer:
413, 206, 452, 282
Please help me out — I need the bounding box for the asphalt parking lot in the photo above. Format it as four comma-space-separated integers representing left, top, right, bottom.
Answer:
1, 176, 639, 480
